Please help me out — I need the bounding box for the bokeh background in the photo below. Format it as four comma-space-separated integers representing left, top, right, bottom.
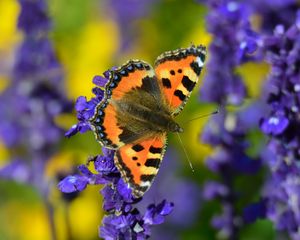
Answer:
0, 0, 298, 239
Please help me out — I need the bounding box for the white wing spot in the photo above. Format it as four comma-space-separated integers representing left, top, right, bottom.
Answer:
196, 56, 204, 67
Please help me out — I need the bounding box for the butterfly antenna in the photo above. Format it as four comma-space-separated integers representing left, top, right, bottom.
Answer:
176, 132, 195, 172
184, 108, 219, 124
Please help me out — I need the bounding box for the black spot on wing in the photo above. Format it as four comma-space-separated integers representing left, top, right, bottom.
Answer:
132, 144, 144, 152
145, 158, 161, 168
182, 76, 196, 92
132, 156, 138, 160
170, 70, 175, 75
174, 89, 186, 101
140, 174, 156, 182
190, 61, 202, 75
149, 146, 162, 154
162, 78, 172, 88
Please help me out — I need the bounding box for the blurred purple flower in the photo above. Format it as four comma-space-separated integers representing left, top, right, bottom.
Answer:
0, 1, 72, 239
0, 0, 72, 183
199, 0, 264, 238
0, 159, 31, 183
203, 181, 229, 200
201, 110, 262, 238
18, 0, 50, 34
246, 0, 298, 34
200, 0, 259, 105
258, 11, 300, 238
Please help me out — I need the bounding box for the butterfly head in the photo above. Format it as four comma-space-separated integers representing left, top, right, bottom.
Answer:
168, 121, 183, 133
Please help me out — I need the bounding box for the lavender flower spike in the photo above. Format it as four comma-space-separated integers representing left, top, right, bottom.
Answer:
259, 11, 300, 239
0, 0, 72, 239
59, 148, 174, 239
200, 0, 262, 238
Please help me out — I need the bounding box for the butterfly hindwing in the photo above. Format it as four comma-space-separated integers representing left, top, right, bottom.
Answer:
114, 134, 167, 198
154, 45, 206, 115
89, 60, 156, 149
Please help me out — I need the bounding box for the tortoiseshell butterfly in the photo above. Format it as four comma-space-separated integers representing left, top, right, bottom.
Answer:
89, 45, 206, 198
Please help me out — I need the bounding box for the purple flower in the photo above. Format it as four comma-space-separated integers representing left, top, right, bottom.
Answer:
59, 146, 174, 239
65, 76, 107, 137
199, 1, 263, 238
243, 200, 267, 224
0, 0, 72, 179
0, 1, 72, 240
143, 200, 174, 225
99, 200, 173, 240
260, 113, 289, 135
203, 181, 229, 200
0, 159, 31, 183
200, 0, 259, 105
258, 12, 300, 237
18, 0, 50, 34
246, 0, 298, 33
58, 175, 89, 193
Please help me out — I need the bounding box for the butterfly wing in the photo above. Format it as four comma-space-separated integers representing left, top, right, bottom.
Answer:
154, 45, 206, 116
115, 134, 167, 198
89, 60, 159, 149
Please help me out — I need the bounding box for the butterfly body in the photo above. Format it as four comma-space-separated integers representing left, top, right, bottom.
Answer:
112, 82, 183, 135
89, 45, 206, 198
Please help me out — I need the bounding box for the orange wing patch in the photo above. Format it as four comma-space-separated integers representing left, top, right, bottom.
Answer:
114, 134, 167, 198
154, 45, 206, 115
89, 60, 155, 149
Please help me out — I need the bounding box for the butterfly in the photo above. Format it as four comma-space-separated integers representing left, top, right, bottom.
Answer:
89, 45, 206, 198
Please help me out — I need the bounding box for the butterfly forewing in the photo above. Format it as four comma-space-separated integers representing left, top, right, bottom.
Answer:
154, 45, 206, 115
89, 60, 156, 149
